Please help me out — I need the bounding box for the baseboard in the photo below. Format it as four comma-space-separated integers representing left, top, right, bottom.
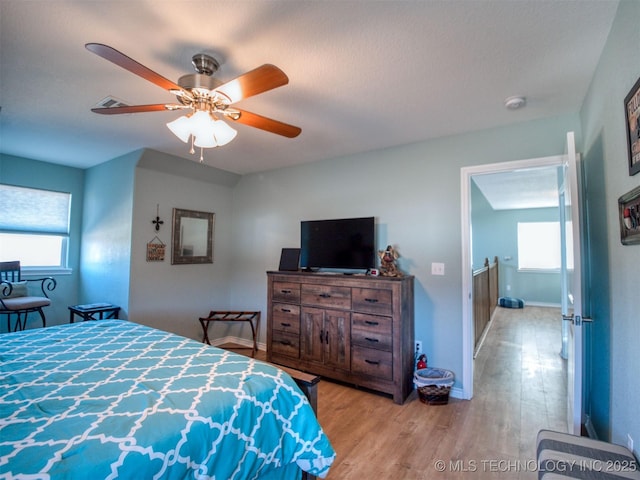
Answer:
523, 301, 561, 308
449, 386, 464, 400
473, 312, 496, 359
210, 335, 266, 352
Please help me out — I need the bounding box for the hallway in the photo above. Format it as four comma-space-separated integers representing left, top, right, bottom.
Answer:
474, 304, 567, 436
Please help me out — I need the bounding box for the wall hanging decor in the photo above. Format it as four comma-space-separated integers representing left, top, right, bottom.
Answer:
146, 236, 166, 262
171, 208, 215, 264
624, 76, 640, 176
618, 185, 640, 245
152, 204, 164, 231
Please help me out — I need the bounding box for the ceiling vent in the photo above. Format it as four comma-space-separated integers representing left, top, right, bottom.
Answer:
94, 96, 129, 109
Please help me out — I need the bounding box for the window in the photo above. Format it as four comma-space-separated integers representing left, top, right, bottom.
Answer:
0, 184, 71, 271
517, 221, 573, 271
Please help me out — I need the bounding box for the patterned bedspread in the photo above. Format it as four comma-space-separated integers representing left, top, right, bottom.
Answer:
0, 320, 335, 479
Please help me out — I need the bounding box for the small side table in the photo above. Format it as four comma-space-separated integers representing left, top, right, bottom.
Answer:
199, 311, 261, 357
69, 303, 120, 323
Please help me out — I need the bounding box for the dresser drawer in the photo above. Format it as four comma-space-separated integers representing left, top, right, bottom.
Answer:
272, 303, 300, 334
352, 288, 392, 316
272, 282, 301, 304
271, 330, 300, 358
301, 284, 351, 309
351, 345, 392, 380
351, 313, 392, 351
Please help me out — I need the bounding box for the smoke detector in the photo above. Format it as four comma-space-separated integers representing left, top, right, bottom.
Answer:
504, 96, 526, 110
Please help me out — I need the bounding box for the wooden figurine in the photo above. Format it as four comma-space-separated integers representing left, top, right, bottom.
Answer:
378, 245, 402, 277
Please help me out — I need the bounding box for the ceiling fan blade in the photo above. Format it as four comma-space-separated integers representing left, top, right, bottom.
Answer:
86, 43, 184, 92
215, 64, 289, 103
91, 104, 181, 115
228, 109, 301, 138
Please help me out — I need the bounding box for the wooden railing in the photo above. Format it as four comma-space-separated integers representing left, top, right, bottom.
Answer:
473, 256, 499, 349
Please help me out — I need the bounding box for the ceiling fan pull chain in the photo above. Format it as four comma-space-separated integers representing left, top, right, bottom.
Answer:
189, 136, 195, 155
199, 148, 204, 163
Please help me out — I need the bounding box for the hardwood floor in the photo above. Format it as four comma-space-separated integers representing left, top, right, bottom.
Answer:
246, 305, 567, 478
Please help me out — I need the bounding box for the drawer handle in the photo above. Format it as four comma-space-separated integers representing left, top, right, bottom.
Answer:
319, 293, 331, 298
364, 298, 379, 303
364, 337, 379, 343
281, 308, 291, 313
320, 330, 329, 344
365, 359, 380, 365
279, 340, 292, 346
364, 320, 379, 326
280, 322, 291, 327
281, 289, 292, 294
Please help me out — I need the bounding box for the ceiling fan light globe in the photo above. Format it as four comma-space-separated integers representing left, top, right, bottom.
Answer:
194, 134, 218, 148
166, 115, 193, 143
212, 120, 237, 146
192, 111, 219, 148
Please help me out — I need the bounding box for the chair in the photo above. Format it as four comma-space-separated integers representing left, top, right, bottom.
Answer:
0, 261, 57, 332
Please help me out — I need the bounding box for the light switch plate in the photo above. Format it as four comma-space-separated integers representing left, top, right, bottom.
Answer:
431, 262, 445, 275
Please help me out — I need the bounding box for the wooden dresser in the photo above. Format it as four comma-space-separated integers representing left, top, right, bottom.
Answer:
266, 271, 414, 404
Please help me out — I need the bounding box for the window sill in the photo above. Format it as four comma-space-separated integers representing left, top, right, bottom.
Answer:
21, 267, 73, 277
516, 268, 572, 274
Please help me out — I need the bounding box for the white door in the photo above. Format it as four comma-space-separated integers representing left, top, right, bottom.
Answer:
560, 131, 583, 435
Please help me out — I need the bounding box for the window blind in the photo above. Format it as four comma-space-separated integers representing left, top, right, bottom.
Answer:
0, 184, 71, 235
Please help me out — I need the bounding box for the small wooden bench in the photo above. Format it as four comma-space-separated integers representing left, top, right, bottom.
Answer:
537, 429, 640, 479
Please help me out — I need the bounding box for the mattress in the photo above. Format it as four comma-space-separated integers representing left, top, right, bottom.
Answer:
0, 320, 335, 479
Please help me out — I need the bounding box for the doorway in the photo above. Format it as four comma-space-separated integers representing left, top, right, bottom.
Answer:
460, 154, 566, 400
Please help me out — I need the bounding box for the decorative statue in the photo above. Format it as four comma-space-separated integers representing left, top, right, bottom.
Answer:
378, 245, 402, 277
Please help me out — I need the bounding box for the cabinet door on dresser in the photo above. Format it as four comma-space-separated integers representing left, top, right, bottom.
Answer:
323, 309, 351, 370
301, 307, 351, 370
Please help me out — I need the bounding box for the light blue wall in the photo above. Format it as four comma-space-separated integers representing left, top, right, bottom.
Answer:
229, 113, 581, 389
0, 153, 84, 330
80, 150, 139, 317
471, 181, 561, 304
129, 150, 240, 340
579, 0, 639, 447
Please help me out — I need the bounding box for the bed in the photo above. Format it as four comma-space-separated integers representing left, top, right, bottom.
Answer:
0, 320, 335, 479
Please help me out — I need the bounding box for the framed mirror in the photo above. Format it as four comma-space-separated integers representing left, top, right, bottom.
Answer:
171, 208, 215, 264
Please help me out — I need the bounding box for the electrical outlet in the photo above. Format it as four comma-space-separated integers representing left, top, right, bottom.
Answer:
415, 340, 422, 354
628, 434, 634, 452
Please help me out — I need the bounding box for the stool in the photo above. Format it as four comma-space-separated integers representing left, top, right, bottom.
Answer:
199, 311, 261, 357
69, 303, 120, 323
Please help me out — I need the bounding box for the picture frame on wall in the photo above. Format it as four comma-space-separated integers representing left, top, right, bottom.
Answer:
618, 185, 640, 245
624, 76, 640, 176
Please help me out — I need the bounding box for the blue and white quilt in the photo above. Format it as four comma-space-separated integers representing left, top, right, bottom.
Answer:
0, 320, 335, 479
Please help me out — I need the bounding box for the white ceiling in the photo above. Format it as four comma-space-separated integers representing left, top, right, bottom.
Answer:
472, 166, 561, 210
0, 0, 618, 180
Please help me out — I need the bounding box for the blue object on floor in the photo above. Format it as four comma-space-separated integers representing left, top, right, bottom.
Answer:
498, 296, 524, 308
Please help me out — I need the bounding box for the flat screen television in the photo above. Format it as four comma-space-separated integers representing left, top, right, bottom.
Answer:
300, 217, 375, 271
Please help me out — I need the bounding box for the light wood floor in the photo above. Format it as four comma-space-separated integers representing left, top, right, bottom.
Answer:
248, 305, 568, 479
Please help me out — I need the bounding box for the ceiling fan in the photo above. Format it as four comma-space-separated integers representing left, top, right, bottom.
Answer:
86, 43, 301, 161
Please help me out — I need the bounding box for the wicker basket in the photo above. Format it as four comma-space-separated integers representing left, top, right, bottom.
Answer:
414, 367, 455, 405
417, 384, 452, 405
